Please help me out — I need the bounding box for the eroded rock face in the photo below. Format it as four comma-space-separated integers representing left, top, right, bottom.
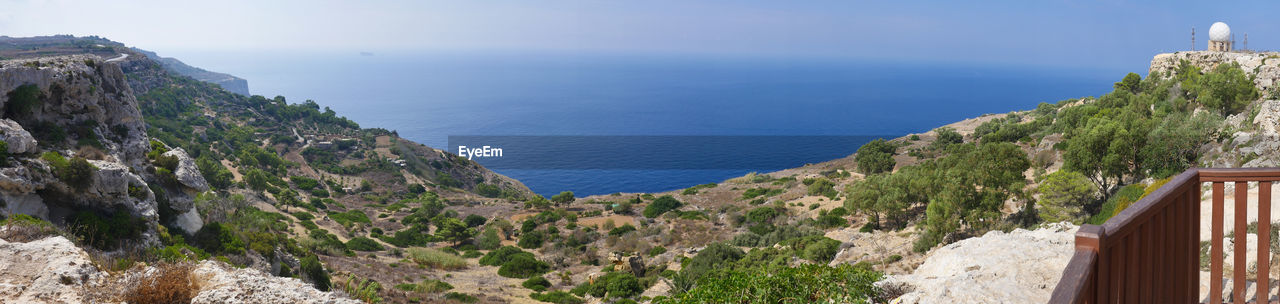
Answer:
0, 119, 37, 154
880, 223, 1078, 304
162, 148, 209, 193
0, 236, 103, 303
191, 260, 361, 304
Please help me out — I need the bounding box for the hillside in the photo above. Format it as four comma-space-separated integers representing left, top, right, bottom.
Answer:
0, 34, 1278, 303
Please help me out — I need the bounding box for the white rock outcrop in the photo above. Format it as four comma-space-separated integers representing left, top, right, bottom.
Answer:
0, 119, 37, 154
191, 260, 361, 304
161, 148, 209, 193
0, 235, 358, 304
0, 236, 103, 303
880, 223, 1078, 304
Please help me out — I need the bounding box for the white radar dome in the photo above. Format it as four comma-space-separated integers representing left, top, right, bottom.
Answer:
1209, 22, 1231, 42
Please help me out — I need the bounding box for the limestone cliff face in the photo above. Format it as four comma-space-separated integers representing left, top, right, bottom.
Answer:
1149, 51, 1280, 93
0, 55, 209, 236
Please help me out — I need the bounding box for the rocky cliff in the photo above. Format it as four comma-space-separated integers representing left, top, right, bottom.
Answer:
132, 48, 250, 95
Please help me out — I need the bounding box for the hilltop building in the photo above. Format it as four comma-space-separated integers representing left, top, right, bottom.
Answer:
1209, 22, 1231, 52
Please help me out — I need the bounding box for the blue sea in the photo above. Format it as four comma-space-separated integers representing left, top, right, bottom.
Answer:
171, 50, 1123, 197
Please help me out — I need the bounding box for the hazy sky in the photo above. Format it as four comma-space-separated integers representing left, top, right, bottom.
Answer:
1, 0, 1275, 69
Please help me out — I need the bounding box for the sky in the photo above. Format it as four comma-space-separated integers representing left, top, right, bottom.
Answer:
0, 0, 1276, 70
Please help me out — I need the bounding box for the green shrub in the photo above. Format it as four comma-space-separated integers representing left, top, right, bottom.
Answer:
476, 227, 502, 250
658, 264, 882, 303
301, 255, 331, 291
674, 242, 744, 289
740, 187, 783, 200
522, 276, 552, 291
5, 84, 42, 119
649, 246, 667, 257
446, 292, 479, 303
394, 279, 453, 293
480, 246, 534, 266
643, 195, 683, 218
476, 183, 502, 198
518, 231, 545, 249
0, 141, 8, 166
406, 247, 467, 270
327, 210, 371, 227
66, 209, 146, 250
346, 237, 385, 251
290, 176, 320, 190
43, 152, 96, 190
608, 224, 636, 237
193, 222, 246, 255
498, 254, 551, 278
530, 291, 584, 304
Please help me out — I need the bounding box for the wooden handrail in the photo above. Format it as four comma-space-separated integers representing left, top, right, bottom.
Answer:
1051, 167, 1280, 304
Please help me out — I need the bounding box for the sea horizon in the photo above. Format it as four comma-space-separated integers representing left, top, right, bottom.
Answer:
167, 50, 1127, 196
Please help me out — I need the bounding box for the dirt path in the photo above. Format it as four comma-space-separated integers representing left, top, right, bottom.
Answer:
221, 159, 242, 182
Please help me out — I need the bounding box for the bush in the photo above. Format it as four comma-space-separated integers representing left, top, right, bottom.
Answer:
530, 291, 584, 304
406, 247, 467, 270
301, 255, 331, 291
480, 246, 534, 266
675, 242, 744, 288
123, 262, 197, 304
498, 254, 551, 278
649, 246, 667, 257
523, 276, 552, 291
1037, 170, 1097, 224
66, 209, 146, 250
5, 84, 42, 119
395, 279, 453, 293
346, 237, 385, 251
465, 214, 487, 227
476, 183, 502, 198
193, 222, 245, 255
855, 138, 896, 174
290, 176, 320, 190
446, 292, 479, 303
608, 224, 636, 237
476, 227, 502, 250
643, 195, 683, 218
327, 210, 371, 227
518, 231, 545, 249
658, 264, 882, 303
43, 152, 96, 190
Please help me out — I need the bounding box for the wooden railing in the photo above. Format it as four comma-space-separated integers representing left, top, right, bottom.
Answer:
1050, 168, 1280, 304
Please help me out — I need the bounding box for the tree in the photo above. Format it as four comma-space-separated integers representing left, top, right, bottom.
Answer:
932, 127, 963, 148
1036, 170, 1097, 223
1184, 62, 1259, 115
1141, 112, 1220, 178
643, 195, 683, 218
244, 168, 271, 191
854, 138, 896, 174
1063, 116, 1143, 197
1113, 72, 1142, 94
476, 227, 502, 250
434, 217, 476, 246
551, 191, 575, 206
464, 214, 487, 227
526, 195, 551, 209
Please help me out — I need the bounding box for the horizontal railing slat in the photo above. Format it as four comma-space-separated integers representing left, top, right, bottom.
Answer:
1051, 168, 1280, 303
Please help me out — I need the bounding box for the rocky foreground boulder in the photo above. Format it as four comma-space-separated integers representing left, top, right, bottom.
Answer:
880, 222, 1078, 304
0, 235, 358, 304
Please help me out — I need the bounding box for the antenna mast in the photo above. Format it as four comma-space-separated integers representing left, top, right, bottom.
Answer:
1191, 27, 1196, 51
1245, 33, 1249, 51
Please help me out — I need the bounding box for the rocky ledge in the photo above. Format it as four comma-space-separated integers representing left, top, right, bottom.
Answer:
879, 222, 1079, 304
0, 235, 358, 304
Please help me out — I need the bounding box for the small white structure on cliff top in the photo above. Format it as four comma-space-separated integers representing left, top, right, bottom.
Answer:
1209, 22, 1231, 52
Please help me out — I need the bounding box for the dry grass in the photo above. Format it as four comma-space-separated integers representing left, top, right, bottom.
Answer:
406, 247, 467, 270
123, 262, 199, 304
0, 214, 66, 242
76, 145, 108, 160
